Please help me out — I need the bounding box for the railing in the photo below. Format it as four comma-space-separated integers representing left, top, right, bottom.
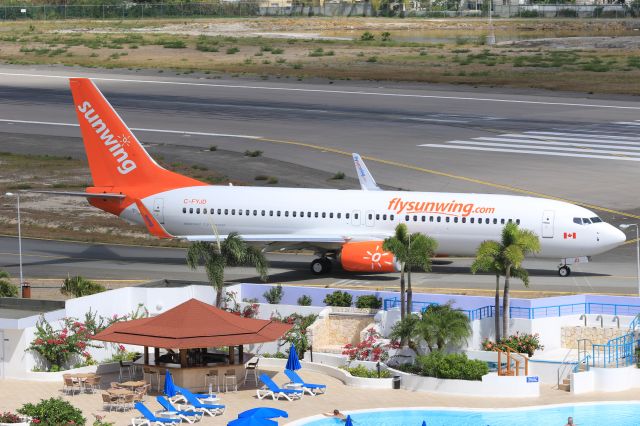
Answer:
383, 298, 640, 322
591, 333, 635, 368
497, 347, 528, 377
556, 347, 578, 389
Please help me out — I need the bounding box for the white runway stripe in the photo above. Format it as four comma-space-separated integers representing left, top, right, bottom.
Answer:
421, 144, 640, 161
523, 132, 640, 142
475, 136, 640, 150
447, 140, 640, 156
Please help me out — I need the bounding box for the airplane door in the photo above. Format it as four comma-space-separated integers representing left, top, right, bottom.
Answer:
352, 210, 361, 226
365, 210, 375, 227
542, 210, 554, 238
152, 198, 165, 224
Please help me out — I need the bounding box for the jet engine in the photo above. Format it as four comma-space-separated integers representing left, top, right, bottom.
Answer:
340, 241, 399, 272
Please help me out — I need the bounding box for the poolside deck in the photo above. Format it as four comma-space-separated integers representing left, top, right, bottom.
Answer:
1, 367, 639, 425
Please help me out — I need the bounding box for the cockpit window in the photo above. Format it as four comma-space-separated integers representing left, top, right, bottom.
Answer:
573, 218, 582, 225
591, 217, 603, 223
582, 218, 591, 224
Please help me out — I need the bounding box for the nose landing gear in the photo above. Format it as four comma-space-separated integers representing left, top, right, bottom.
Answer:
558, 265, 571, 277
557, 256, 589, 277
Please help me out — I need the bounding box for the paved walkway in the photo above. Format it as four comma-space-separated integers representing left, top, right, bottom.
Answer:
1, 368, 639, 426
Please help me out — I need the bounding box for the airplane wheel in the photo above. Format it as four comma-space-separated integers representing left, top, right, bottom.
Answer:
310, 258, 333, 275
558, 266, 571, 277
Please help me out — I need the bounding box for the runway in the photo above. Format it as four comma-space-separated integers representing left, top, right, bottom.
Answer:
0, 64, 639, 294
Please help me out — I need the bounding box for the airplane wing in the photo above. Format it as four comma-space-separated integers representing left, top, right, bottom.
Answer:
179, 233, 392, 244
352, 153, 382, 191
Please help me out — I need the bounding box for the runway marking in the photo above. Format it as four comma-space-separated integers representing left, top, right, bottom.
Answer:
2, 71, 640, 110
421, 125, 640, 162
0, 118, 261, 139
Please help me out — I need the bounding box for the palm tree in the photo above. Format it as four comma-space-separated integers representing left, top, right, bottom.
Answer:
414, 303, 471, 352
186, 233, 268, 307
0, 270, 18, 297
383, 224, 437, 319
471, 240, 504, 341
389, 313, 419, 349
60, 275, 106, 297
474, 222, 540, 338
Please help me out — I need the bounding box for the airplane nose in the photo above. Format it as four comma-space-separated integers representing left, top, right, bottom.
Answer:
610, 226, 627, 247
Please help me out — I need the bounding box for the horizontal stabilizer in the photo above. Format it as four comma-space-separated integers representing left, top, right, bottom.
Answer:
27, 190, 126, 199
352, 153, 382, 191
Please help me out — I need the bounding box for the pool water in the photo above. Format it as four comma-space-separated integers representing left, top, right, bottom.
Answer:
299, 402, 640, 426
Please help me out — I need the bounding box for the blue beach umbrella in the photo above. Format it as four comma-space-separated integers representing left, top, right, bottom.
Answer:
345, 415, 353, 426
238, 407, 288, 419
286, 343, 302, 371
163, 369, 176, 397
227, 417, 278, 426
422, 421, 427, 426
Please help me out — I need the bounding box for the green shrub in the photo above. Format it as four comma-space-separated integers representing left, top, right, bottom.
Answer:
331, 171, 345, 180
208, 145, 217, 151
366, 56, 378, 63
18, 398, 85, 425
355, 295, 382, 309
381, 31, 391, 42
482, 333, 544, 357
261, 352, 287, 359
323, 290, 352, 307
0, 270, 18, 297
254, 175, 268, 181
297, 295, 312, 306
226, 47, 239, 54
271, 48, 284, 54
557, 8, 578, 17
161, 40, 186, 49
416, 352, 488, 381
341, 364, 391, 378
263, 284, 284, 304
519, 10, 539, 18
267, 177, 279, 184
360, 31, 375, 41
60, 275, 105, 297
244, 150, 263, 157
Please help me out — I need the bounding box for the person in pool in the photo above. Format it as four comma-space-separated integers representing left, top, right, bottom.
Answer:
564, 417, 574, 426
323, 409, 347, 421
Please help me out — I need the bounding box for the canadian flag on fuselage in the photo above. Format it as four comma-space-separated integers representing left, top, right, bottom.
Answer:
564, 232, 577, 239
69, 78, 206, 214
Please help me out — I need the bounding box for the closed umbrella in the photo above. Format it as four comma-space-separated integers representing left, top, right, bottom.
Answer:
345, 415, 353, 426
422, 421, 427, 426
163, 369, 176, 398
238, 408, 288, 419
285, 343, 301, 371
227, 417, 278, 426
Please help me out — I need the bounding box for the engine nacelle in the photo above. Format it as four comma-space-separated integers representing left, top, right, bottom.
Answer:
340, 241, 399, 273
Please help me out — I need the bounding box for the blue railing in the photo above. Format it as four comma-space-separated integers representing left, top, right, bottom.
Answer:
590, 333, 635, 368
383, 298, 640, 321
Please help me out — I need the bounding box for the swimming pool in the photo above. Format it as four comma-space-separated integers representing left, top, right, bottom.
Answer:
289, 402, 640, 426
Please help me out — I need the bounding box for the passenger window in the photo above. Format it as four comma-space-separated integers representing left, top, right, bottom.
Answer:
231, 209, 235, 215
429, 216, 434, 222
390, 215, 395, 221
224, 209, 228, 215
437, 216, 441, 223
462, 217, 466, 223
470, 218, 474, 223
479, 219, 483, 225
346, 213, 350, 219
376, 214, 380, 220
189, 208, 193, 214
493, 218, 497, 224
413, 215, 418, 222
501, 218, 505, 224
516, 219, 521, 225
246, 210, 249, 216
422, 216, 426, 222
293, 211, 297, 217
508, 219, 512, 223
211, 209, 215, 214
454, 217, 458, 223
285, 211, 289, 217
355, 213, 359, 219
322, 213, 327, 218
330, 213, 334, 219
308, 212, 312, 218
261, 210, 265, 216
485, 218, 490, 224
315, 212, 319, 218
182, 207, 187, 214
238, 210, 242, 216
446, 217, 450, 223
405, 215, 410, 221
368, 213, 372, 220
217, 209, 222, 215
253, 210, 257, 216
277, 211, 281, 217
196, 208, 201, 214
268, 210, 272, 217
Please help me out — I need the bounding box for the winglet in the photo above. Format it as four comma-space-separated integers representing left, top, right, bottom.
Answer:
352, 153, 381, 191
134, 199, 174, 239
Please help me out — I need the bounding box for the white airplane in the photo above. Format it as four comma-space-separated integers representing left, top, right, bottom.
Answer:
51, 78, 626, 277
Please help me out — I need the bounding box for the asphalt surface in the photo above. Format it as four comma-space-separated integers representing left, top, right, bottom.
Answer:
0, 64, 639, 295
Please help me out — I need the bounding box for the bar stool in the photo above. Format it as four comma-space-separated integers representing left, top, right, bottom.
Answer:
144, 367, 159, 392
205, 370, 219, 393
244, 358, 259, 386
119, 360, 133, 382
224, 369, 238, 392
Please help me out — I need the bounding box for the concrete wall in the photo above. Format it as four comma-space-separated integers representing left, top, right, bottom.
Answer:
572, 366, 640, 394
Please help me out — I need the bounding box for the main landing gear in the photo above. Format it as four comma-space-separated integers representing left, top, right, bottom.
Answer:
310, 257, 333, 275
558, 265, 571, 277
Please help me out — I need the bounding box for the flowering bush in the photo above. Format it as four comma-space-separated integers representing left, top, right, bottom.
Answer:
482, 332, 544, 357
342, 328, 399, 362
221, 291, 260, 318
17, 398, 85, 426
271, 312, 318, 358
27, 317, 101, 371
0, 412, 25, 423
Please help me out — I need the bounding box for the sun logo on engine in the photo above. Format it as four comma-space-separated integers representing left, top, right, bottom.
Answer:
362, 245, 393, 270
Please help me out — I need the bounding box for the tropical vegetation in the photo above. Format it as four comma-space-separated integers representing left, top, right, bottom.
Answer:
323, 290, 352, 307
297, 294, 312, 306
271, 312, 318, 359
0, 412, 24, 423
383, 224, 437, 319
414, 303, 472, 352
355, 294, 382, 310
0, 270, 18, 297
18, 398, 85, 426
186, 233, 268, 307
482, 333, 544, 357
341, 364, 392, 379
389, 313, 420, 349
471, 222, 540, 338
342, 328, 399, 362
413, 351, 489, 381
60, 275, 106, 297
263, 284, 284, 304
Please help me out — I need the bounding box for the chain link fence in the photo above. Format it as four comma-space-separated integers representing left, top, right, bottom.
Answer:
0, 2, 638, 20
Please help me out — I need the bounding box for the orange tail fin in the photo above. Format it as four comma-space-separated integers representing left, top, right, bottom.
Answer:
69, 78, 203, 192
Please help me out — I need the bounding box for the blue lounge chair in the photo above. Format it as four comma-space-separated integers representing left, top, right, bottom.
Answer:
169, 385, 217, 404
257, 373, 303, 401
131, 402, 181, 426
284, 369, 326, 396
172, 386, 225, 417
156, 396, 203, 424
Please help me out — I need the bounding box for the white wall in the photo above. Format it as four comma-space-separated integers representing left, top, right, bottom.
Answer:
572, 366, 640, 394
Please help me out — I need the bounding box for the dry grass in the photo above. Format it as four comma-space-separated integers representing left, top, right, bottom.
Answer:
1, 18, 640, 94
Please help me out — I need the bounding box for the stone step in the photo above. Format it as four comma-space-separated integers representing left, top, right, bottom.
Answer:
563, 378, 571, 385
558, 383, 571, 392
